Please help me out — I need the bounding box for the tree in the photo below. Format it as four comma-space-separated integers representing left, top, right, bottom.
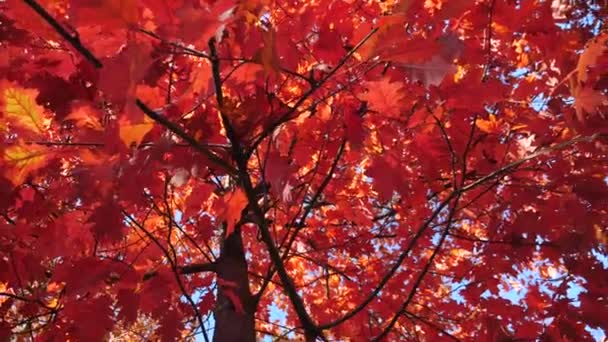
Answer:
0, 0, 606, 340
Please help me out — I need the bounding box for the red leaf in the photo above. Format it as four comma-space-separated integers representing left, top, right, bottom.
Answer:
62, 295, 115, 341
117, 289, 140, 324
264, 151, 292, 198
88, 200, 124, 243
159, 307, 181, 342
359, 77, 407, 118
344, 109, 365, 149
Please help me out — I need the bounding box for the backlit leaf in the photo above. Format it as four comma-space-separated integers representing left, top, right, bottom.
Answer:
359, 77, 406, 118
119, 116, 154, 147
220, 188, 248, 237
2, 143, 52, 186
1, 80, 49, 134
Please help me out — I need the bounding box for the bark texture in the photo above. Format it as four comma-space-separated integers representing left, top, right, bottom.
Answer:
213, 226, 255, 342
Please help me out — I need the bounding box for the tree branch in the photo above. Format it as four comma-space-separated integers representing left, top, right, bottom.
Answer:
22, 0, 103, 68
372, 194, 461, 341
318, 191, 456, 330
208, 38, 323, 341
135, 99, 237, 174
248, 27, 379, 156
180, 262, 218, 275
123, 210, 211, 342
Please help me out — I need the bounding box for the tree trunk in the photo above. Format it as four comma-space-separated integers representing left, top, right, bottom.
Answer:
213, 226, 256, 342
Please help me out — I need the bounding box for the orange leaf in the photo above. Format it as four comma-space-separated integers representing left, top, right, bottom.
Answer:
571, 32, 608, 122
255, 28, 281, 76
65, 104, 104, 131
220, 188, 248, 237
476, 114, 505, 134
2, 143, 52, 186
189, 61, 213, 96
573, 86, 608, 122
119, 116, 154, 147
576, 32, 607, 84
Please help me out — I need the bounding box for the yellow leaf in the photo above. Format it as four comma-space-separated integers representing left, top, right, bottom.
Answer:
119, 116, 154, 147
3, 143, 52, 185
46, 297, 60, 309
1, 80, 49, 134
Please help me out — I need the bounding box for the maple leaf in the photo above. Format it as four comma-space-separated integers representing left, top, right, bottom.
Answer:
2, 143, 52, 186
4, 1, 608, 341
354, 13, 408, 61
64, 104, 104, 131
365, 154, 404, 202
570, 32, 607, 122
189, 61, 213, 96
119, 115, 154, 147
117, 288, 140, 324
88, 201, 125, 242
576, 32, 607, 84
62, 295, 115, 340
98, 41, 153, 121
396, 34, 464, 88
174, 0, 236, 46
432, 0, 478, 19
264, 151, 292, 199
344, 109, 365, 148
573, 85, 608, 121
255, 28, 281, 76
218, 188, 248, 237
159, 307, 182, 342
0, 80, 49, 134
359, 77, 407, 117
476, 114, 506, 134
69, 0, 139, 28
400, 55, 456, 88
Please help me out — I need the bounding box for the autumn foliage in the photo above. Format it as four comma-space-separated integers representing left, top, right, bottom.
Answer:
1, 0, 607, 341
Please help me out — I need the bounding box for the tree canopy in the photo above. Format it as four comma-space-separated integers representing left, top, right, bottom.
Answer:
0, 0, 607, 340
